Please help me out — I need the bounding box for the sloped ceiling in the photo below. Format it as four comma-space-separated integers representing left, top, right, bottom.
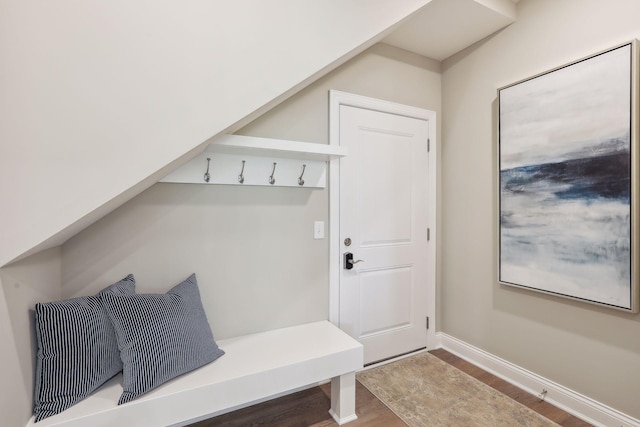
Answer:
0, 0, 516, 268
383, 0, 516, 60
0, 0, 431, 268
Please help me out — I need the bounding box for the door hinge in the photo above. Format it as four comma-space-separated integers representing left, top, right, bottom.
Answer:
427, 228, 431, 241
426, 316, 430, 330
427, 138, 430, 152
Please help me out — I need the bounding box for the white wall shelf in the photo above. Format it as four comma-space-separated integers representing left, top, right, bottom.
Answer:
210, 134, 348, 161
161, 134, 347, 188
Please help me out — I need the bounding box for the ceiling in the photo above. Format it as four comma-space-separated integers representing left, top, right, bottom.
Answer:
382, 0, 517, 61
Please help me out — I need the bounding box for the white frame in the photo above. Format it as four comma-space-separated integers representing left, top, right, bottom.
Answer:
328, 90, 438, 349
497, 40, 640, 313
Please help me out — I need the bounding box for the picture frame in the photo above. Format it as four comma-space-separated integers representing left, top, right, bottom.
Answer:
498, 40, 639, 313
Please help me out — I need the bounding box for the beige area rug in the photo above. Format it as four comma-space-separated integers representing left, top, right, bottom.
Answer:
357, 353, 560, 427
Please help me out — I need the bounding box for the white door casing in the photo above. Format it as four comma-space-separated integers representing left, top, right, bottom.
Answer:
329, 91, 437, 363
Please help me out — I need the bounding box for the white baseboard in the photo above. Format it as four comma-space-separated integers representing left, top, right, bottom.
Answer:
436, 332, 639, 427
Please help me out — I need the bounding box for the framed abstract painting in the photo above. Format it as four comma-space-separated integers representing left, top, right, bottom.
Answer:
498, 41, 639, 312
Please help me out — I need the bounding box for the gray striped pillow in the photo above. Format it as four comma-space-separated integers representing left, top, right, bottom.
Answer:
33, 275, 135, 422
101, 273, 224, 404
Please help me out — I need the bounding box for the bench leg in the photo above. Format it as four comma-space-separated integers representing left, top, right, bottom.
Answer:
329, 372, 357, 425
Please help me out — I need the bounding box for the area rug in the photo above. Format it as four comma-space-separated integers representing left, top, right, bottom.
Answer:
357, 353, 560, 427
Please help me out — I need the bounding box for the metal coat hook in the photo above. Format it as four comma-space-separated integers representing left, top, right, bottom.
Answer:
238, 160, 246, 184
268, 162, 277, 185
298, 164, 306, 186
204, 157, 211, 183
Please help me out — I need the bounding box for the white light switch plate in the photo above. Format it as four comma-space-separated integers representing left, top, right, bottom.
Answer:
314, 221, 325, 239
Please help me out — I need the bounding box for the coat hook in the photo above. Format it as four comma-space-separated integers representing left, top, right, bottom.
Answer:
238, 160, 246, 184
298, 164, 306, 186
204, 157, 211, 183
269, 162, 277, 185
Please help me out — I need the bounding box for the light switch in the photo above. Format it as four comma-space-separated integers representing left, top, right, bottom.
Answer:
314, 221, 325, 239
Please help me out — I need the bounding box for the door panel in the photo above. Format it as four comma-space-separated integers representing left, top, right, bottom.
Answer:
338, 104, 430, 364
360, 134, 414, 245
359, 267, 413, 337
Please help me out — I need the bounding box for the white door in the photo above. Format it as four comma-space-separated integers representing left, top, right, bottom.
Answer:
334, 99, 434, 365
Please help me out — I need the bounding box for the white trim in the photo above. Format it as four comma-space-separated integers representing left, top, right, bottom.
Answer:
328, 90, 437, 350
436, 332, 640, 427
358, 348, 429, 372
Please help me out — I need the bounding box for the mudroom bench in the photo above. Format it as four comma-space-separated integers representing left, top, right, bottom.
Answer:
26, 321, 363, 427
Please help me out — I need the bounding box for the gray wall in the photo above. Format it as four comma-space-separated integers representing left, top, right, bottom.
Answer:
441, 0, 640, 418
61, 43, 442, 340
8, 2, 640, 421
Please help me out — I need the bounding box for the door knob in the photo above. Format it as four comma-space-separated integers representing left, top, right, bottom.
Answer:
344, 252, 364, 270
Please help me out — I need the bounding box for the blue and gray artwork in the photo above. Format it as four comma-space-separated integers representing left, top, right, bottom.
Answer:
499, 44, 632, 309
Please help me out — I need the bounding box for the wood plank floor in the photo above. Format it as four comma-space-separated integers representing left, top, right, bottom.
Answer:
189, 349, 593, 427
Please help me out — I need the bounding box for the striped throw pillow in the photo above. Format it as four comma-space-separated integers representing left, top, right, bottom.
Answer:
101, 273, 225, 404
33, 274, 136, 422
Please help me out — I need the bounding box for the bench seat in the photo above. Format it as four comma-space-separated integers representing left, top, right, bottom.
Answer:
26, 321, 363, 427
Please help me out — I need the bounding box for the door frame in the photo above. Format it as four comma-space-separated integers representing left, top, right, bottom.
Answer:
328, 90, 438, 349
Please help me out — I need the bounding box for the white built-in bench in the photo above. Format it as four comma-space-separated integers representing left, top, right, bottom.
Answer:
26, 321, 363, 427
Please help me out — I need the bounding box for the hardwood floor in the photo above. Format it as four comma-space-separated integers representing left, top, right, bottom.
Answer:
188, 381, 405, 427
189, 349, 592, 427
